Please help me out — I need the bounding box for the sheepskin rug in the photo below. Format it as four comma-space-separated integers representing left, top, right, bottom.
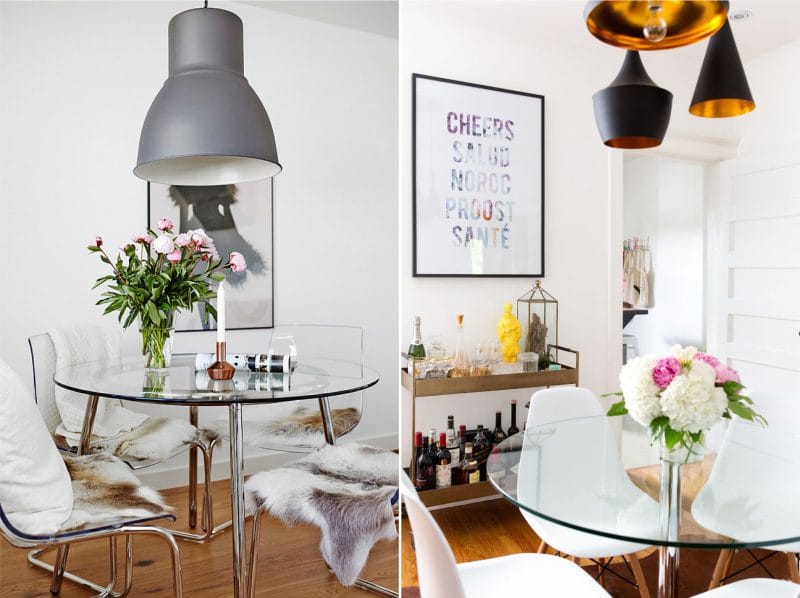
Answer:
61, 452, 172, 531
214, 406, 361, 449
245, 443, 397, 586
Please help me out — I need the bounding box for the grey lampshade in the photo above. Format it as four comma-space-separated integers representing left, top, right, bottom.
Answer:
593, 51, 673, 149
135, 8, 281, 186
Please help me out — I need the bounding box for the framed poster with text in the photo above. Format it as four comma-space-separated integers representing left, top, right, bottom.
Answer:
413, 74, 544, 277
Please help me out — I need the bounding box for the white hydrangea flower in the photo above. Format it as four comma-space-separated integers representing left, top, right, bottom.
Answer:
619, 355, 662, 426
671, 344, 698, 366
659, 360, 727, 432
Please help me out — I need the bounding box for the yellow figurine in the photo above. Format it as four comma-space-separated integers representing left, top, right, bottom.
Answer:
497, 303, 522, 363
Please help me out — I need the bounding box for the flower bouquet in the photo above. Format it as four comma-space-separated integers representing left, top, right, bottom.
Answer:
88, 218, 246, 370
607, 345, 766, 462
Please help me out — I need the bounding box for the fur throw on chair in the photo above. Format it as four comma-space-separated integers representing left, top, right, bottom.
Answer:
245, 443, 397, 586
61, 452, 172, 530
213, 406, 360, 449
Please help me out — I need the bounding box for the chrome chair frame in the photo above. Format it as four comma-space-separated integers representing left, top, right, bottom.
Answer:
1, 504, 183, 597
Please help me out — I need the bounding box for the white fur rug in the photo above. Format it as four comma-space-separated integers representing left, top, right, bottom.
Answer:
245, 443, 398, 586
61, 452, 172, 531
59, 417, 217, 462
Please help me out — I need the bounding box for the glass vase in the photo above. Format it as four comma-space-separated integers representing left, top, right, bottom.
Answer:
660, 432, 706, 464
140, 323, 175, 372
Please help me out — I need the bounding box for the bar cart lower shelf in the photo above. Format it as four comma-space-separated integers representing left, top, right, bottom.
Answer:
403, 345, 580, 506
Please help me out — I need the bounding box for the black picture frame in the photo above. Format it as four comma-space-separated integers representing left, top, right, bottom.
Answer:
412, 73, 545, 278
147, 179, 275, 332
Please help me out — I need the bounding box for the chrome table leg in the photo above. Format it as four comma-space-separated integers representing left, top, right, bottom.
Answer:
319, 396, 336, 445
229, 403, 246, 598
78, 394, 100, 455
188, 406, 199, 529
658, 460, 681, 598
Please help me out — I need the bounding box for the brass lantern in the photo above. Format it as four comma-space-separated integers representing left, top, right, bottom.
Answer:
517, 281, 558, 364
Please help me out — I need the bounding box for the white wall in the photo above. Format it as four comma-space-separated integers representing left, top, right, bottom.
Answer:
0, 1, 398, 486
399, 1, 627, 463
736, 38, 800, 156
623, 156, 706, 356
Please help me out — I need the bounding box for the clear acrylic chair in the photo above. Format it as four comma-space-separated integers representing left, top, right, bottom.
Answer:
520, 387, 654, 597
28, 333, 226, 544
400, 472, 610, 597
212, 324, 365, 451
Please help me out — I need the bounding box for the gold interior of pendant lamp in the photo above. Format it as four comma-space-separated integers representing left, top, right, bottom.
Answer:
586, 1, 728, 50
605, 135, 662, 149
689, 98, 756, 118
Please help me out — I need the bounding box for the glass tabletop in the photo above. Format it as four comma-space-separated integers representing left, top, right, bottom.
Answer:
486, 414, 800, 549
54, 355, 380, 405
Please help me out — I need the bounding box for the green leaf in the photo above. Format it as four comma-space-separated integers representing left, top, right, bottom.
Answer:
664, 426, 682, 450
648, 416, 670, 442
722, 381, 745, 396
601, 391, 623, 398
146, 301, 160, 324
727, 400, 755, 421
606, 400, 628, 417
210, 272, 226, 282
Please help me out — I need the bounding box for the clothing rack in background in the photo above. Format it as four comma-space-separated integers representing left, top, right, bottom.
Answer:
623, 236, 651, 308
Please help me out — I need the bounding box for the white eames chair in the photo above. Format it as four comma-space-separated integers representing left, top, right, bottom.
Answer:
519, 387, 655, 597
692, 389, 800, 589
400, 473, 610, 598
692, 578, 800, 597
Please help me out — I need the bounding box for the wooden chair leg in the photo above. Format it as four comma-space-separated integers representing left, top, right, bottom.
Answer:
629, 553, 650, 598
709, 549, 735, 589
787, 552, 799, 583
536, 539, 549, 554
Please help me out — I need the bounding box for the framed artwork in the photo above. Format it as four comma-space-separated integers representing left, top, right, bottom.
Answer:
147, 179, 274, 331
413, 74, 545, 277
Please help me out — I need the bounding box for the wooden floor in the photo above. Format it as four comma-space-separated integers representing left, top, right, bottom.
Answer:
0, 479, 398, 597
401, 497, 792, 597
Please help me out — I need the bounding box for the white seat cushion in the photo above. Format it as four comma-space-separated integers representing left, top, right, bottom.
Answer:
457, 553, 611, 597
693, 578, 800, 597
0, 359, 73, 535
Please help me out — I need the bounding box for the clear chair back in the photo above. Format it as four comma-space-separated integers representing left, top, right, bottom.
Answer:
28, 333, 61, 434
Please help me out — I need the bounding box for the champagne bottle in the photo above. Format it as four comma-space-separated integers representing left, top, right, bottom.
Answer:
416, 434, 434, 491
508, 400, 520, 436
435, 432, 452, 489
451, 314, 470, 377
492, 411, 507, 445
446, 415, 458, 450
408, 316, 426, 359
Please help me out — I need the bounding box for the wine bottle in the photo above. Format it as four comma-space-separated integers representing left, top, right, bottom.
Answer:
507, 400, 520, 436
492, 411, 507, 445
412, 431, 422, 472
473, 425, 490, 482
416, 434, 435, 491
435, 432, 452, 489
446, 416, 458, 450
453, 424, 467, 485
408, 316, 426, 359
451, 314, 470, 377
459, 442, 476, 485
427, 429, 438, 488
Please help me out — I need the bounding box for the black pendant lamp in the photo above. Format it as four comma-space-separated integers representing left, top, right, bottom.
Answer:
135, 6, 281, 186
585, 1, 729, 51
689, 20, 755, 118
593, 51, 673, 149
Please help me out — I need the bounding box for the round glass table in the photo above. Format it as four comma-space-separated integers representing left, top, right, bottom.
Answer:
487, 415, 800, 598
54, 354, 380, 598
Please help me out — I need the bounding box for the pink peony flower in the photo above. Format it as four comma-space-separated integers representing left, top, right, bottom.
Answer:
229, 251, 247, 272
166, 249, 182, 263
714, 365, 740, 384
191, 229, 212, 248
694, 352, 721, 368
94, 236, 103, 247
174, 232, 191, 248
157, 218, 174, 232
152, 235, 175, 254
652, 357, 682, 389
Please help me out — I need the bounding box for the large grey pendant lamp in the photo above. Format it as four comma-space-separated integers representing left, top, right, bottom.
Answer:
135, 5, 281, 185
593, 51, 673, 149
689, 20, 755, 118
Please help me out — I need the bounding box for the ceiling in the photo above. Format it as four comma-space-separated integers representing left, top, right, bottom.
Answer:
241, 0, 398, 38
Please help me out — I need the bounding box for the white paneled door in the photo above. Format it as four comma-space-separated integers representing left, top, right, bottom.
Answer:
717, 148, 800, 391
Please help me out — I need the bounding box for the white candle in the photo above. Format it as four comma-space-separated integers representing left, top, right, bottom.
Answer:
216, 281, 226, 343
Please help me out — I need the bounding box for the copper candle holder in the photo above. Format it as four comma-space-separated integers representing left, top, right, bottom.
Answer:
207, 341, 235, 380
